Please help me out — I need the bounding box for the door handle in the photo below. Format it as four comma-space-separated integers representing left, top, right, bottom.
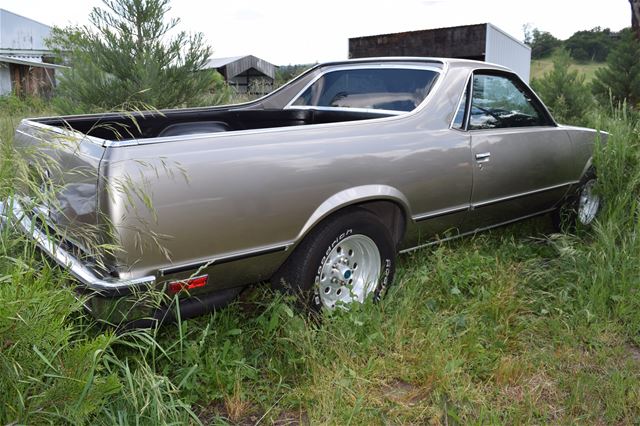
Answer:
475, 152, 491, 163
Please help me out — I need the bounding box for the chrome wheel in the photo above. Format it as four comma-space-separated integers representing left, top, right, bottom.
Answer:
316, 234, 381, 309
271, 208, 396, 314
577, 179, 599, 225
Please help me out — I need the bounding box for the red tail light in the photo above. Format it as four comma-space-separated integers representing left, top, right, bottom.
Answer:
168, 275, 208, 294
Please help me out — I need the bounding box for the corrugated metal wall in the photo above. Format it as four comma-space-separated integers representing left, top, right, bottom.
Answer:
0, 9, 52, 51
485, 24, 531, 82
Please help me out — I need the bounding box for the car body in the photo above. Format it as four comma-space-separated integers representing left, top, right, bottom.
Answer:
0, 57, 603, 324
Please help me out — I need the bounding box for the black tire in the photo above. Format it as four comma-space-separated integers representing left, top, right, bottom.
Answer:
552, 169, 600, 231
271, 208, 396, 312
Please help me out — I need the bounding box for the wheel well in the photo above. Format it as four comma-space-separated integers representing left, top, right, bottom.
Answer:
350, 200, 407, 247
278, 199, 407, 278
292, 199, 408, 253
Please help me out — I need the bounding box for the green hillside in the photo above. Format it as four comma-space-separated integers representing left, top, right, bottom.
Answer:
531, 58, 605, 82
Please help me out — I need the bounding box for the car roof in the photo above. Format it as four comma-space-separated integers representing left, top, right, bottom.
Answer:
318, 57, 512, 73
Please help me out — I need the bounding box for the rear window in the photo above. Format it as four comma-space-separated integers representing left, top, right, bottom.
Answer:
290, 68, 439, 113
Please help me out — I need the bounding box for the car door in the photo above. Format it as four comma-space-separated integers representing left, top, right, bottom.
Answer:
463, 71, 576, 231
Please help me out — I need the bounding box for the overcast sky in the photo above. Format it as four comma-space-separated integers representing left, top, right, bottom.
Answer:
2, 0, 632, 65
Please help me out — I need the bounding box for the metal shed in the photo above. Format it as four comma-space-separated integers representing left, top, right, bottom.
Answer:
0, 9, 61, 97
203, 55, 277, 94
349, 23, 531, 82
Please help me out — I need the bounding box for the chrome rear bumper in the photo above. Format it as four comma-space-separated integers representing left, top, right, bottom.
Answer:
0, 197, 241, 326
0, 197, 156, 293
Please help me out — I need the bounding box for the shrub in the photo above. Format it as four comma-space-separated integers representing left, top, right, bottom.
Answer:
0, 94, 48, 116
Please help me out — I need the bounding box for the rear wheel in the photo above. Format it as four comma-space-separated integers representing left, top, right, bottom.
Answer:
272, 209, 396, 312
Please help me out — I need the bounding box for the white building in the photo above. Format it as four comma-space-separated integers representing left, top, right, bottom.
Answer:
0, 9, 64, 97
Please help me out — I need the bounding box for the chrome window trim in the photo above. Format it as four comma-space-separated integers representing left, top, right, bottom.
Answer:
465, 70, 557, 131
449, 71, 473, 131
284, 64, 443, 112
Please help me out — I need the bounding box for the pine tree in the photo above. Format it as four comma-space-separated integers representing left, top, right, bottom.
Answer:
531, 49, 593, 125
592, 29, 640, 108
49, 0, 215, 113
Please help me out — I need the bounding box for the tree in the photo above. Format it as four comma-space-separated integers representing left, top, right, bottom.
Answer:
592, 29, 640, 108
275, 64, 313, 87
49, 0, 215, 113
526, 28, 562, 59
531, 49, 593, 125
565, 27, 615, 62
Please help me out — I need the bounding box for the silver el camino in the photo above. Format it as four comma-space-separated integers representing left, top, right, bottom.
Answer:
1, 58, 603, 324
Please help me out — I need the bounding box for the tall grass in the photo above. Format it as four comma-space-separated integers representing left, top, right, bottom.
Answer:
532, 107, 640, 335
0, 99, 638, 424
0, 104, 197, 423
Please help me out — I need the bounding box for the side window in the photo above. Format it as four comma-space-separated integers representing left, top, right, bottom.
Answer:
290, 68, 439, 113
469, 74, 551, 130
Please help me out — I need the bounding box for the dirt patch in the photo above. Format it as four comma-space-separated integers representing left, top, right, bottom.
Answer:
272, 409, 310, 425
495, 369, 562, 420
383, 379, 429, 406
196, 400, 262, 425
196, 401, 309, 425
236, 286, 265, 316
627, 344, 640, 363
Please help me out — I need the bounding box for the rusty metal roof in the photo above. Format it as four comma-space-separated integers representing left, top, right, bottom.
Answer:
0, 54, 67, 69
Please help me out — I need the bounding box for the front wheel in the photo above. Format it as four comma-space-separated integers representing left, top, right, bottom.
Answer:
272, 209, 396, 312
576, 179, 600, 226
552, 171, 601, 231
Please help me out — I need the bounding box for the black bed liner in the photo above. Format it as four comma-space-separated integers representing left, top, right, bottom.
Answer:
35, 107, 393, 141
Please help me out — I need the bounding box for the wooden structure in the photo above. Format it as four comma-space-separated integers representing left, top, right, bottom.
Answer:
0, 55, 63, 98
203, 55, 277, 94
